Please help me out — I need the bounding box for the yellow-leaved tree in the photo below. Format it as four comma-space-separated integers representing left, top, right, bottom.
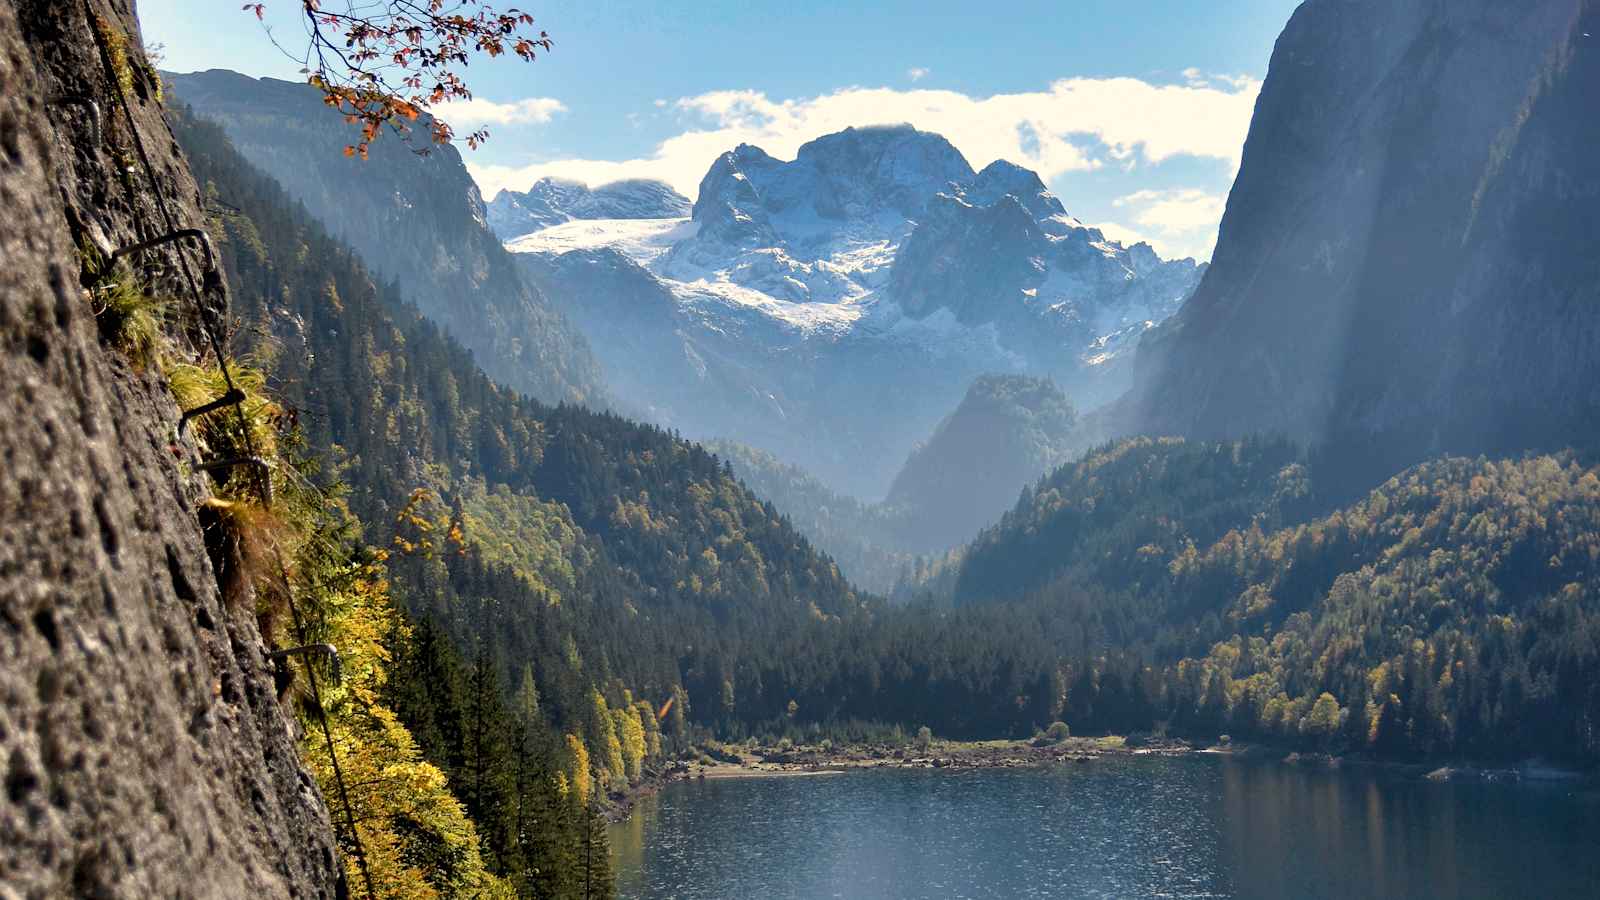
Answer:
305, 553, 516, 898
172, 359, 513, 898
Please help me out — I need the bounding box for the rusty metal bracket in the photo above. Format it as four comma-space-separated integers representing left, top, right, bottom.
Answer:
177, 387, 246, 439
111, 227, 218, 274
267, 643, 343, 684
45, 94, 103, 144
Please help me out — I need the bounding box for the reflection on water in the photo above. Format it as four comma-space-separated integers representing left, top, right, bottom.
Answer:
611, 757, 1600, 899
1216, 761, 1599, 899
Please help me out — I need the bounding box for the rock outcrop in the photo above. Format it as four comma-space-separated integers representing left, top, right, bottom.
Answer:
1118, 0, 1600, 482
1, 1, 338, 895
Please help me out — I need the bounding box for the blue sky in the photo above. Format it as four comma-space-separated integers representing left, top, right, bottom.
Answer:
139, 0, 1303, 260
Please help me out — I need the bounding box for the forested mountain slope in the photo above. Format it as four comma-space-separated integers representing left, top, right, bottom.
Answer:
1118, 0, 1600, 484
169, 102, 889, 893
166, 69, 606, 408
946, 438, 1600, 762
705, 440, 922, 595
174, 102, 865, 721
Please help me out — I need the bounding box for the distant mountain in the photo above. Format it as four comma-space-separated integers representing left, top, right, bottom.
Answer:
1115, 0, 1600, 486
508, 124, 1203, 498
884, 375, 1082, 549
165, 69, 605, 407
705, 440, 917, 595
487, 177, 691, 238
708, 374, 1085, 591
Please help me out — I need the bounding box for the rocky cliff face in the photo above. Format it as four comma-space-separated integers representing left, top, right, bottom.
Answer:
166, 69, 606, 408
1, 2, 337, 895
1119, 0, 1600, 479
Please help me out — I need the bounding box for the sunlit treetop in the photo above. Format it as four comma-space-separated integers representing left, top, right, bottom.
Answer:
242, 1, 552, 158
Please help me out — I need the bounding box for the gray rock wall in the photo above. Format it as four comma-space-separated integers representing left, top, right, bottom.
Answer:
0, 1, 338, 895
1120, 0, 1600, 478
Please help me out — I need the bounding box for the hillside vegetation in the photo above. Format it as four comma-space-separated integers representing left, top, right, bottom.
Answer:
947, 439, 1600, 761
175, 105, 865, 894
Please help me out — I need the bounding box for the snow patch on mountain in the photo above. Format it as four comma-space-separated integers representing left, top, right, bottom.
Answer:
499, 123, 1204, 497
505, 216, 697, 262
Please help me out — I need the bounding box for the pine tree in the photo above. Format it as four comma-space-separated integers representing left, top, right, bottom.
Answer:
578, 802, 615, 900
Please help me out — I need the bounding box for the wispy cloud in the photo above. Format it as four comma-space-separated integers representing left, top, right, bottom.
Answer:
467, 76, 1259, 260
1108, 188, 1229, 260
468, 76, 1260, 202
438, 96, 567, 129
907, 67, 930, 82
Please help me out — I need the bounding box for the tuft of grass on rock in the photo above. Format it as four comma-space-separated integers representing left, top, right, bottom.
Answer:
90, 270, 170, 370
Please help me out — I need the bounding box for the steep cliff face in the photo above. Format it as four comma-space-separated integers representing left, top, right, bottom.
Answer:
1, 1, 337, 895
1120, 0, 1600, 475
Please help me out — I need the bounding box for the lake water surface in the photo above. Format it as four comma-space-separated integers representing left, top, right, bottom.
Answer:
611, 755, 1600, 899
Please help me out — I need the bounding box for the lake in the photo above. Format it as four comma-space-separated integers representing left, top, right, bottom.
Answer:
611, 755, 1600, 899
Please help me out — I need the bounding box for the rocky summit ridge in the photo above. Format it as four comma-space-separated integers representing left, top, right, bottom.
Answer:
507, 123, 1203, 497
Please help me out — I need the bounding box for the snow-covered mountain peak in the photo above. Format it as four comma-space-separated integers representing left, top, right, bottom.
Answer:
500, 125, 1206, 497
966, 159, 1067, 223
487, 176, 690, 239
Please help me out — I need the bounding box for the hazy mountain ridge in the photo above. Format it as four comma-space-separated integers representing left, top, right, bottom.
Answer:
885, 375, 1083, 549
708, 374, 1087, 591
165, 69, 607, 408
507, 124, 1202, 497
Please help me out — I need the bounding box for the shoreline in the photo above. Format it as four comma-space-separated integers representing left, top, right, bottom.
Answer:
607, 735, 1185, 822
606, 735, 1595, 823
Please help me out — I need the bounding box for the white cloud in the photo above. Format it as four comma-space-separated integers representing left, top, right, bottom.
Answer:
907, 67, 930, 82
437, 96, 566, 129
467, 75, 1262, 203
1110, 188, 1229, 260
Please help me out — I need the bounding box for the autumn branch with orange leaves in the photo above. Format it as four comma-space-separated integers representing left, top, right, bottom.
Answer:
243, 1, 552, 158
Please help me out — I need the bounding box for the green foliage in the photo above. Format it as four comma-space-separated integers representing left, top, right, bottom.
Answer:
89, 270, 169, 369
957, 447, 1600, 762
457, 479, 582, 605
303, 554, 514, 899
